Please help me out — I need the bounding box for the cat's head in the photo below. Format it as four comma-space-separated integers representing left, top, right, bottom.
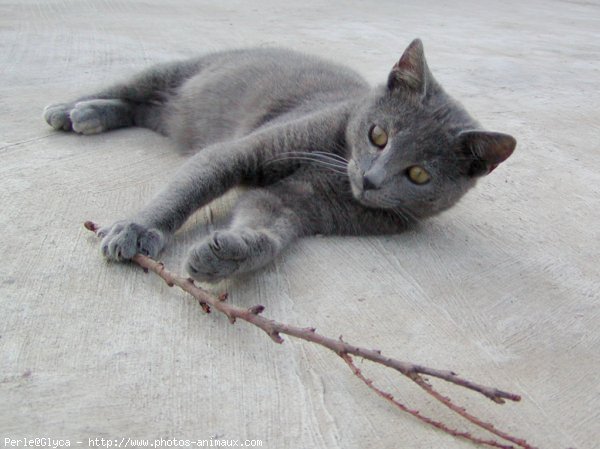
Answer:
346, 39, 516, 220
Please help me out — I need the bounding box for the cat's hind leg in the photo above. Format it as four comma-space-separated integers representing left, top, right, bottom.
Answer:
43, 58, 203, 135
186, 189, 303, 282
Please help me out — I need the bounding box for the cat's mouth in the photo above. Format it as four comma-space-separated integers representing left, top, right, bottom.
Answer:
357, 195, 382, 209
357, 191, 395, 210
349, 178, 386, 209
352, 186, 421, 224
349, 175, 411, 213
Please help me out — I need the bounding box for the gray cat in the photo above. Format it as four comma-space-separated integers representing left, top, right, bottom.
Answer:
44, 39, 516, 282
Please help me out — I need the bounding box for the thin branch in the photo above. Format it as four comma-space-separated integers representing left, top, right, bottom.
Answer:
412, 375, 532, 448
341, 354, 517, 449
84, 221, 539, 449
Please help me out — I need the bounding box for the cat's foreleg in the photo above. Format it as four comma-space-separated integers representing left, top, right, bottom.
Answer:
97, 110, 345, 263
98, 135, 276, 262
186, 189, 303, 282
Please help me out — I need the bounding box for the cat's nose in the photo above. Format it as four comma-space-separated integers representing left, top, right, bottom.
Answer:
362, 174, 380, 191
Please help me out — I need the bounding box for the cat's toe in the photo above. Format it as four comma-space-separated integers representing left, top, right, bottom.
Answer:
209, 231, 250, 261
136, 229, 165, 257
43, 103, 73, 131
71, 101, 105, 135
100, 221, 165, 261
186, 231, 249, 282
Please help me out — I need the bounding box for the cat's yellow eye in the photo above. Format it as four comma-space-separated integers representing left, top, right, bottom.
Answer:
407, 165, 431, 185
369, 125, 388, 149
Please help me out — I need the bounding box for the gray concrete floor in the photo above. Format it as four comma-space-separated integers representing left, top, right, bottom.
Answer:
1, 1, 598, 448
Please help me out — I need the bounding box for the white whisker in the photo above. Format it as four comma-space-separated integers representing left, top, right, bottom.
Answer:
275, 151, 349, 166
311, 151, 349, 163
264, 150, 351, 178
265, 156, 347, 172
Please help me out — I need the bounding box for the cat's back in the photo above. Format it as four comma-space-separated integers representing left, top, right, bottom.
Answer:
167, 48, 368, 149
194, 47, 367, 98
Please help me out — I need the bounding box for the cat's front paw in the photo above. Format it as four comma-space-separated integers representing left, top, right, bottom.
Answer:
186, 230, 252, 282
99, 221, 166, 261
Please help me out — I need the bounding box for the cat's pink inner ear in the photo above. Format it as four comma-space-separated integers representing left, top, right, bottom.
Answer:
395, 39, 424, 72
461, 131, 517, 173
388, 38, 427, 93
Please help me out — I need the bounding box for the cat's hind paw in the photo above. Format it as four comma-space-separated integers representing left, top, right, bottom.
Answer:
43, 103, 73, 131
69, 101, 106, 134
44, 99, 127, 135
99, 221, 166, 262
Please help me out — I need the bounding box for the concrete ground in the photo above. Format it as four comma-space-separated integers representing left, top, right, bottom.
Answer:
1, 1, 598, 448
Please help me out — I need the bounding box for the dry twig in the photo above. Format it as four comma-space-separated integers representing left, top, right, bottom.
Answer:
84, 220, 539, 449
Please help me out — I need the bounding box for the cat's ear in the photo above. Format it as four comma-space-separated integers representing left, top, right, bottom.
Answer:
459, 131, 517, 176
387, 38, 431, 96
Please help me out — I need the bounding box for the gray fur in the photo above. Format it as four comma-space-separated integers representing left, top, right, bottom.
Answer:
44, 39, 516, 282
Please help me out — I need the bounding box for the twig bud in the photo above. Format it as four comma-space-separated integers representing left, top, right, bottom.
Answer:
199, 302, 210, 313
248, 305, 265, 315
269, 331, 284, 344
83, 221, 98, 232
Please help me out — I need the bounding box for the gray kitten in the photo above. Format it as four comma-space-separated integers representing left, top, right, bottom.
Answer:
44, 39, 516, 282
